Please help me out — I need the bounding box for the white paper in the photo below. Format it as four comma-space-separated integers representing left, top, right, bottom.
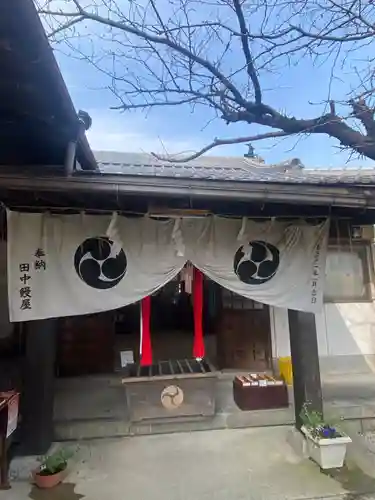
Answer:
120, 350, 134, 367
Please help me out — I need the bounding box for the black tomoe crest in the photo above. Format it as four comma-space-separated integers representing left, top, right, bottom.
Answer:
234, 240, 280, 285
74, 237, 127, 289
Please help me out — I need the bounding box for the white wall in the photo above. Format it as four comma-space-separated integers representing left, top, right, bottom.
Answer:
272, 302, 375, 375
270, 307, 290, 358
322, 304, 375, 356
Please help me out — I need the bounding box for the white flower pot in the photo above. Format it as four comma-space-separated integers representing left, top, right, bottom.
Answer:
301, 425, 352, 469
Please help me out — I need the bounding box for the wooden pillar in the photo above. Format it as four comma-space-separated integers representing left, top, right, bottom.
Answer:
19, 319, 57, 455
288, 309, 323, 430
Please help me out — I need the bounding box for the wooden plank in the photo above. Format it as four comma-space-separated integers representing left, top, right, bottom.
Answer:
122, 371, 217, 383
19, 319, 57, 455
185, 359, 194, 374
176, 359, 183, 374
122, 358, 217, 383
168, 359, 174, 375
288, 310, 323, 430
198, 361, 205, 373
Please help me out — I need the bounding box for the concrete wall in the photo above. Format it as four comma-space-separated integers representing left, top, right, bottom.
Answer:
272, 302, 375, 377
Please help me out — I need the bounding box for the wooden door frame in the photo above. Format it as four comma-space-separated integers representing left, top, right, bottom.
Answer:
216, 293, 273, 371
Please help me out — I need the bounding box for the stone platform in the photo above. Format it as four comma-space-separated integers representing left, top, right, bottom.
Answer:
53, 372, 375, 441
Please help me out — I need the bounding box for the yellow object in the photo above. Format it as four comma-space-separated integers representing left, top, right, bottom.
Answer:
278, 357, 293, 385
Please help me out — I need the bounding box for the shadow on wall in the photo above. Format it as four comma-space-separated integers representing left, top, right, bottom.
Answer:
0, 241, 13, 341
321, 302, 375, 376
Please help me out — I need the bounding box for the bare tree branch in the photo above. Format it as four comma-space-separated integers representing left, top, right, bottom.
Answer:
48, 15, 84, 37
152, 130, 291, 162
291, 25, 373, 42
232, 0, 262, 104
110, 96, 202, 110
38, 0, 375, 162
39, 10, 81, 17
44, 1, 249, 110
70, 0, 84, 12
350, 98, 375, 136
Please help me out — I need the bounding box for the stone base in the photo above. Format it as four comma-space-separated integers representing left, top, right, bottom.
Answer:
286, 428, 309, 461
54, 406, 295, 441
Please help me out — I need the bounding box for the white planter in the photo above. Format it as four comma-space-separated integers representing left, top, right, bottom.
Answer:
301, 425, 352, 469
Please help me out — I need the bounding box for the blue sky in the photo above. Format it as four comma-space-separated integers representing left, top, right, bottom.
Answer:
51, 3, 374, 169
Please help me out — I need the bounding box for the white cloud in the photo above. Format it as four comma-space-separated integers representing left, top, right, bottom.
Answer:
86, 109, 205, 155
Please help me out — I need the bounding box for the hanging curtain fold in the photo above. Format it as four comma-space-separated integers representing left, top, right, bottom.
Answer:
7, 210, 329, 322
7, 211, 185, 322
185, 217, 329, 314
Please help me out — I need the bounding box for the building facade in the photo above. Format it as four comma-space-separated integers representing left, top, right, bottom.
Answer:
2, 152, 375, 445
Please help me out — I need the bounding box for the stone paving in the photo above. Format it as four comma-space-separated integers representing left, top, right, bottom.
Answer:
4, 426, 375, 500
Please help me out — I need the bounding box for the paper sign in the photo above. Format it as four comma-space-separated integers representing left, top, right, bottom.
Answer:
120, 350, 134, 367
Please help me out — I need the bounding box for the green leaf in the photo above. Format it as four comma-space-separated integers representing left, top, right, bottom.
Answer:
39, 448, 74, 475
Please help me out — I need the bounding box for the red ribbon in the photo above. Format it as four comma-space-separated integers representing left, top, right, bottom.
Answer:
193, 267, 205, 359
140, 295, 152, 366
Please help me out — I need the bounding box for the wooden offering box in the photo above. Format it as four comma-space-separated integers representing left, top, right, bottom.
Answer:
122, 359, 217, 422
233, 374, 288, 411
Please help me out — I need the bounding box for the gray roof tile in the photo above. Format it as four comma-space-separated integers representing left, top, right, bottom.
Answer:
94, 151, 375, 186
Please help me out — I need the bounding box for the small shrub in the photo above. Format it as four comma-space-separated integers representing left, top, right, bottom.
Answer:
300, 403, 341, 439
38, 448, 74, 476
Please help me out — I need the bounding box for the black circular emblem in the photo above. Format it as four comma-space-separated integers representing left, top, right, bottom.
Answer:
234, 240, 280, 285
74, 237, 127, 290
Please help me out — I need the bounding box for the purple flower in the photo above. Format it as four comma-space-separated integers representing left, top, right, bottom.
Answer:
321, 426, 336, 438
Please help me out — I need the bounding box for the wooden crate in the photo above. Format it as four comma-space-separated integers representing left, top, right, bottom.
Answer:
233, 375, 288, 411
123, 359, 217, 422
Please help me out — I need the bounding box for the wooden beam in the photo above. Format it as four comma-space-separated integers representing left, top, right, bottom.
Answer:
288, 309, 323, 429
18, 319, 57, 455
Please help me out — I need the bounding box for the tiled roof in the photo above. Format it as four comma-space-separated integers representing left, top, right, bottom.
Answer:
94, 151, 375, 186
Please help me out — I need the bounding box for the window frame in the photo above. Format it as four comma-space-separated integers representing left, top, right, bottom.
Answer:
324, 242, 373, 303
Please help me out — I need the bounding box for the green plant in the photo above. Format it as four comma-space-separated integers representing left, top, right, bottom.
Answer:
38, 448, 74, 476
300, 403, 341, 439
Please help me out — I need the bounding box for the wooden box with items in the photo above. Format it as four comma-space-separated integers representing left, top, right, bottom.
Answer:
233, 374, 288, 411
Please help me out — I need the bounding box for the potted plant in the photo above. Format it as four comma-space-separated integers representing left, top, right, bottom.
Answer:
300, 403, 351, 469
34, 448, 73, 489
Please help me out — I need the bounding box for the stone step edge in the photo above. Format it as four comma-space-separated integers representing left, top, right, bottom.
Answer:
54, 408, 295, 441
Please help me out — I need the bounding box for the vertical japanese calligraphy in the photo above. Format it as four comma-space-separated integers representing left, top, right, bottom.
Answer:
34, 248, 47, 271
19, 263, 31, 310
17, 249, 47, 311
311, 243, 321, 305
